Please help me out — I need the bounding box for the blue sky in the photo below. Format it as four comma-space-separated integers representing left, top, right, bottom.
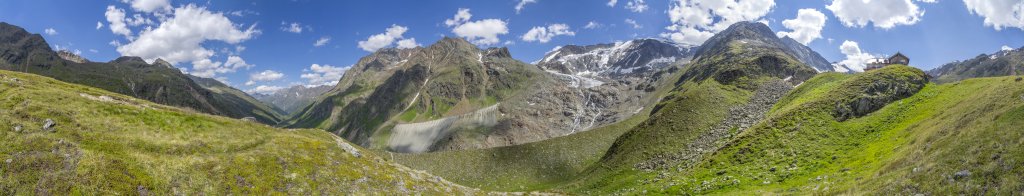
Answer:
1, 0, 1022, 94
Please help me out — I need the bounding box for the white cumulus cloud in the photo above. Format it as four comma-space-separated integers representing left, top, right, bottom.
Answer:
827, 0, 924, 29
608, 0, 618, 7
963, 0, 1024, 31
96, 21, 104, 30
246, 85, 284, 94
301, 64, 349, 87
44, 28, 58, 35
246, 70, 284, 85
126, 14, 154, 26
515, 0, 537, 14
446, 9, 509, 45
625, 18, 642, 29
837, 40, 878, 72
445, 8, 472, 27
121, 0, 171, 13
358, 25, 417, 52
625, 0, 648, 13
776, 8, 827, 45
584, 21, 602, 29
396, 38, 421, 49
314, 36, 331, 47
281, 22, 304, 33
661, 0, 776, 46
522, 24, 575, 43
114, 4, 259, 78
105, 5, 132, 38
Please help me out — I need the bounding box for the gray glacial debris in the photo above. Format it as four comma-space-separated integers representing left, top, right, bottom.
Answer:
388, 104, 500, 153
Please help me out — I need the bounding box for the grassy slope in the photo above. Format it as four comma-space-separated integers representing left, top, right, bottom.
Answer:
564, 65, 1024, 194
0, 70, 490, 195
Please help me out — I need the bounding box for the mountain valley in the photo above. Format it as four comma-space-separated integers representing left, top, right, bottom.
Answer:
2, 3, 1023, 194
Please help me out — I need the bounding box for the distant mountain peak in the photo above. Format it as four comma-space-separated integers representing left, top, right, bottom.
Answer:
111, 56, 148, 64
536, 38, 694, 77
153, 58, 175, 69
693, 21, 835, 72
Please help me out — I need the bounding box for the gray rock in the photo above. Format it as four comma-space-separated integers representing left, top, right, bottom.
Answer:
240, 117, 258, 122
954, 170, 971, 180
12, 124, 21, 132
42, 119, 56, 131
4, 159, 11, 164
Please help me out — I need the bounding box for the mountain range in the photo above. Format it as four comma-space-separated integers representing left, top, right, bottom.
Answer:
927, 46, 1023, 83
253, 84, 332, 115
2, 20, 1023, 195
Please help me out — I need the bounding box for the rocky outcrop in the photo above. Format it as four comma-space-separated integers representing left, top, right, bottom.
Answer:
56, 50, 87, 63
833, 67, 928, 121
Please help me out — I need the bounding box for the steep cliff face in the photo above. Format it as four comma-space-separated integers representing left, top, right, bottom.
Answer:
0, 22, 283, 124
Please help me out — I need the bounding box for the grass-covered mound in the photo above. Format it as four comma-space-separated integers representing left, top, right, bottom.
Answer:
0, 70, 490, 195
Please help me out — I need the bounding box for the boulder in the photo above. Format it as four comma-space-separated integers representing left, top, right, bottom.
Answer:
833, 66, 928, 121
42, 119, 56, 131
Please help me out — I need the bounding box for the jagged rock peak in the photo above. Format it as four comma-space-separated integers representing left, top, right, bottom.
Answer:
57, 50, 88, 63
152, 58, 174, 69
693, 21, 778, 59
428, 37, 478, 52
484, 47, 511, 58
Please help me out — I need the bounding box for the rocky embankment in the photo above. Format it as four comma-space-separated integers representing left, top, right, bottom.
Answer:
636, 79, 794, 171
833, 70, 928, 121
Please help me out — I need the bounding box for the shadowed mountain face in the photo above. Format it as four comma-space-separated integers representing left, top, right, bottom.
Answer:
284, 37, 545, 150
0, 22, 283, 124
928, 46, 1023, 83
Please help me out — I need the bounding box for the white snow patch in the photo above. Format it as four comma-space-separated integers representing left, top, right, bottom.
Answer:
545, 70, 604, 88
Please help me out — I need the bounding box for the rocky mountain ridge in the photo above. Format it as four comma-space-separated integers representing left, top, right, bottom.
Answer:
927, 46, 1023, 83
536, 38, 693, 78
0, 22, 284, 124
